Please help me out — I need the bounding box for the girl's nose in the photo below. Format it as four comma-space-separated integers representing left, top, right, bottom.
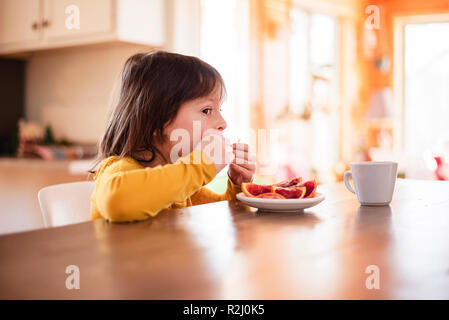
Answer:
216, 114, 227, 131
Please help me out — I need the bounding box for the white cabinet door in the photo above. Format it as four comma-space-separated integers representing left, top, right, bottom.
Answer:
0, 0, 41, 45
43, 0, 113, 41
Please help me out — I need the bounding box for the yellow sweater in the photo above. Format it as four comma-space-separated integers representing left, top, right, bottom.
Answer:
90, 150, 242, 222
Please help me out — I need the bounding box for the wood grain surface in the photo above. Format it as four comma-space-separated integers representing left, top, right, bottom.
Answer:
1, 179, 449, 299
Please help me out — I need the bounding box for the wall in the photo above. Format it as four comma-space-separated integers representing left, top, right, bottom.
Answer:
359, 0, 449, 100
25, 42, 153, 144
356, 0, 449, 152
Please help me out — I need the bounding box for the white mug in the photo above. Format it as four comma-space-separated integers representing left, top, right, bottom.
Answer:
344, 161, 398, 206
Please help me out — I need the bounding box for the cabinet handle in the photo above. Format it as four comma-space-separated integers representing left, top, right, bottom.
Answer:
31, 22, 39, 30
42, 20, 50, 28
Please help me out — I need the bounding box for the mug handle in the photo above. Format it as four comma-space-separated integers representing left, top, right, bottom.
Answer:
344, 171, 356, 194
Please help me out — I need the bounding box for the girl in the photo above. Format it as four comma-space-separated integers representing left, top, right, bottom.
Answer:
90, 51, 256, 222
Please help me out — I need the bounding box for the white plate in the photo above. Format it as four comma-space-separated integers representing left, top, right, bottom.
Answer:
236, 192, 325, 212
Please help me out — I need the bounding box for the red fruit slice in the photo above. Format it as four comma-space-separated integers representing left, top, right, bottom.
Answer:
255, 192, 286, 199
241, 183, 273, 197
273, 177, 303, 188
273, 186, 306, 199
301, 179, 317, 198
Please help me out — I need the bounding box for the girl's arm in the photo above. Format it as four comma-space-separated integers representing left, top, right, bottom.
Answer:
190, 175, 242, 205
95, 150, 216, 222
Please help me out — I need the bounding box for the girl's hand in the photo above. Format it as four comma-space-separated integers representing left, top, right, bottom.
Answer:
194, 130, 234, 173
228, 143, 256, 185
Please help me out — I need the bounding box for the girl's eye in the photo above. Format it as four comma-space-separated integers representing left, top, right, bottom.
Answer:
202, 108, 212, 115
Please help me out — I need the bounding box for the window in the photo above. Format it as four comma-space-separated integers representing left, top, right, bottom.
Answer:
281, 7, 339, 182
199, 0, 250, 143
403, 21, 449, 158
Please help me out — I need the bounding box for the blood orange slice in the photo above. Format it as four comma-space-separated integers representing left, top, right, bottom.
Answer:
255, 192, 286, 199
273, 177, 303, 188
273, 186, 306, 199
241, 183, 273, 197
301, 179, 317, 198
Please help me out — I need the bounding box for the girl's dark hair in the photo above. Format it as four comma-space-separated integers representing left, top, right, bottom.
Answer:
90, 50, 226, 173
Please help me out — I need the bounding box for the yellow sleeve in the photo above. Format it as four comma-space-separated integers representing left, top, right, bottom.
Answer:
95, 150, 216, 222
190, 174, 242, 206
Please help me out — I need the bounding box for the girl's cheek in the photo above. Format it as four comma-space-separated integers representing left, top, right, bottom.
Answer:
201, 121, 222, 136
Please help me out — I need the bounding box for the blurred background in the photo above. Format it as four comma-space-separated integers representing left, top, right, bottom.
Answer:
1, 0, 449, 234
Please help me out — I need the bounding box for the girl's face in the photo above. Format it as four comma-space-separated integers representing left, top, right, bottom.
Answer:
160, 87, 227, 162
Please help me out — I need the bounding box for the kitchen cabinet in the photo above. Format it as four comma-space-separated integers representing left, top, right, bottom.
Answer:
43, 0, 114, 41
0, 0, 165, 55
0, 0, 41, 46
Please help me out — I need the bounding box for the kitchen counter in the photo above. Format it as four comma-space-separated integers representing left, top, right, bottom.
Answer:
0, 158, 91, 235
0, 157, 96, 173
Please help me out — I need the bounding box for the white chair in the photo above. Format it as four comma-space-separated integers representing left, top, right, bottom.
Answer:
38, 181, 95, 228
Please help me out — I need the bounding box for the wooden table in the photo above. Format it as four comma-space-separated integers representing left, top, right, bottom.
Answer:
1, 179, 449, 299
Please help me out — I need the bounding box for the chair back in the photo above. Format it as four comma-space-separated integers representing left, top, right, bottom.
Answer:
38, 181, 95, 227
